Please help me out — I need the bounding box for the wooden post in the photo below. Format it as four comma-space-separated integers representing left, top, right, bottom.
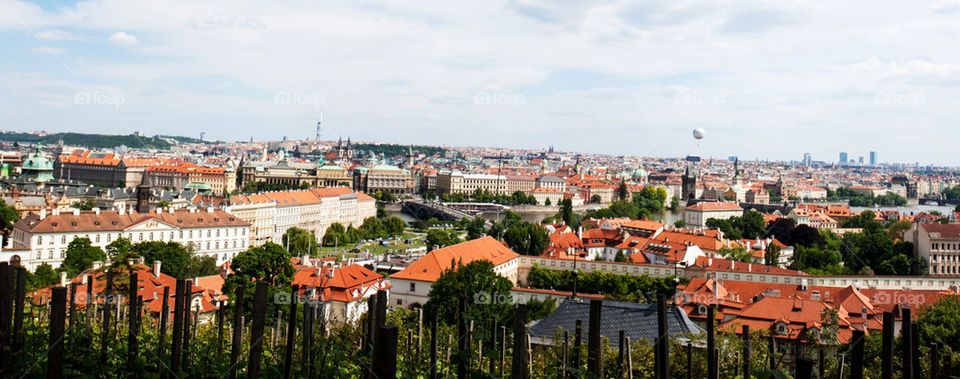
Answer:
500, 326, 506, 378
657, 295, 669, 379
0, 262, 10, 376
881, 311, 893, 379
170, 279, 185, 376
686, 343, 692, 379
625, 337, 633, 379
618, 330, 625, 379
365, 295, 377, 352
588, 299, 603, 377
372, 324, 398, 379
157, 286, 169, 372
838, 354, 846, 378
944, 351, 953, 379
912, 323, 921, 379
418, 308, 424, 367
67, 281, 76, 338
742, 325, 751, 379
13, 267, 25, 353
707, 306, 716, 379
767, 336, 775, 370
851, 330, 864, 379
302, 294, 314, 378
563, 331, 570, 378
489, 320, 498, 375
85, 276, 93, 336
217, 302, 225, 356
429, 313, 438, 379
931, 342, 940, 379
903, 307, 913, 379
818, 349, 824, 379
573, 319, 583, 372
283, 284, 298, 379
246, 282, 269, 378
181, 279, 192, 369
511, 305, 529, 379
127, 272, 139, 373
47, 286, 67, 379
796, 357, 813, 379
229, 284, 244, 379
99, 271, 114, 365
456, 295, 467, 378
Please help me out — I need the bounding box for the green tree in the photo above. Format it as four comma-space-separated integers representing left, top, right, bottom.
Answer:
223, 242, 295, 322
27, 263, 59, 290
423, 190, 437, 201
384, 216, 406, 236
632, 187, 668, 214
466, 217, 487, 240
717, 247, 753, 263
544, 198, 551, 206
61, 238, 107, 276
503, 223, 549, 255
358, 217, 386, 240
322, 223, 347, 247
526, 297, 557, 320
0, 199, 20, 236
559, 198, 574, 226
764, 243, 781, 267
424, 260, 514, 344
105, 237, 139, 271
282, 227, 317, 256
182, 255, 220, 278
918, 295, 960, 352
674, 219, 686, 228
72, 198, 96, 210
590, 195, 602, 204
426, 229, 461, 251
617, 181, 629, 202
133, 241, 190, 278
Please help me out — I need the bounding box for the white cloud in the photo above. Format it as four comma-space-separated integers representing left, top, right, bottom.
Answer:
33, 29, 72, 40
107, 31, 137, 45
30, 46, 64, 55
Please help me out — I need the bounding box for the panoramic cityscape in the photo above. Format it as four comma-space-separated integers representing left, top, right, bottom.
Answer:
3, 1, 960, 378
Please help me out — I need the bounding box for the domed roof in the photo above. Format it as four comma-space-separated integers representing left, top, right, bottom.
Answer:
632, 167, 649, 178
22, 145, 54, 171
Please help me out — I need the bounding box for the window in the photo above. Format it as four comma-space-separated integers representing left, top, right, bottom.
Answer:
409, 282, 416, 292
397, 299, 403, 306
189, 230, 193, 238
207, 230, 211, 238
179, 231, 184, 239
206, 242, 210, 250
36, 236, 42, 245
149, 232, 154, 240
96, 234, 101, 243
61, 236, 66, 244
216, 229, 220, 237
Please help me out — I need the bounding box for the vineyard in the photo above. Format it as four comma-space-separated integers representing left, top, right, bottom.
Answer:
0, 261, 958, 378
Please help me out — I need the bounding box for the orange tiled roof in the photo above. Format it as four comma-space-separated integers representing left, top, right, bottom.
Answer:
391, 236, 519, 282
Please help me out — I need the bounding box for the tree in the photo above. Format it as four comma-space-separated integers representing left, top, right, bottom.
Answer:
764, 243, 781, 267
423, 190, 437, 201
106, 237, 139, 271
739, 210, 767, 239
182, 255, 220, 278
559, 198, 573, 226
426, 229, 461, 251
526, 297, 557, 321
157, 200, 171, 209
590, 195, 602, 204
614, 251, 628, 262
72, 198, 96, 210
632, 187, 668, 214
282, 227, 317, 256
28, 263, 59, 290
918, 295, 960, 352
384, 216, 406, 236
674, 219, 686, 228
61, 238, 107, 276
503, 223, 549, 255
670, 196, 680, 211
322, 223, 347, 247
223, 242, 295, 322
466, 217, 487, 240
133, 241, 190, 278
358, 217, 385, 240
424, 260, 514, 343
617, 181, 629, 202
0, 199, 20, 236
717, 247, 753, 263
544, 198, 551, 206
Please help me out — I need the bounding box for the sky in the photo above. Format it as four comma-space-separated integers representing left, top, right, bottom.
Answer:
2, 1, 960, 165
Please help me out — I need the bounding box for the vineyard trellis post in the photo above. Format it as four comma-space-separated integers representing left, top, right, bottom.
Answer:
511, 304, 529, 379
157, 286, 169, 373
282, 284, 298, 379
903, 307, 913, 379
246, 282, 268, 378
881, 311, 893, 379
851, 329, 864, 379
99, 270, 114, 366
48, 286, 67, 379
127, 271, 139, 373
373, 324, 398, 379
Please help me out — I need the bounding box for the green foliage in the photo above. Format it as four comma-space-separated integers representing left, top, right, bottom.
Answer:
559, 198, 575, 226
0, 199, 20, 236
61, 238, 107, 277
422, 189, 437, 201
590, 194, 602, 204
71, 198, 96, 210
502, 223, 549, 255
526, 264, 676, 302
182, 255, 220, 278
322, 222, 348, 246
918, 295, 960, 352
632, 186, 668, 214
544, 198, 551, 206
705, 209, 766, 240
617, 181, 629, 201
526, 297, 557, 320
282, 227, 317, 256
465, 217, 486, 240
0, 131, 172, 149
384, 216, 406, 236
674, 219, 686, 228
614, 251, 628, 262
241, 181, 311, 193
350, 143, 446, 158
372, 190, 398, 203
829, 187, 908, 206
27, 263, 58, 290
717, 247, 752, 263
133, 241, 191, 278
425, 229, 462, 251
424, 260, 514, 343
764, 243, 781, 267
837, 211, 924, 275
223, 242, 295, 322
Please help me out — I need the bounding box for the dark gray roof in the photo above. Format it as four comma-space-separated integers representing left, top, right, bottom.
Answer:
528, 298, 702, 344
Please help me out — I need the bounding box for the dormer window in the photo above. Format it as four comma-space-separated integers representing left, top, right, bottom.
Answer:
697, 304, 708, 315
774, 322, 788, 335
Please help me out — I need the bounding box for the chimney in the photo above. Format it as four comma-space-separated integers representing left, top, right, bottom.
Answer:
301, 255, 311, 267
747, 263, 752, 271
153, 260, 162, 277
59, 271, 67, 286
94, 207, 100, 215
327, 267, 335, 279
92, 261, 102, 269
72, 208, 80, 216
577, 226, 583, 239
39, 209, 47, 220
207, 207, 214, 213
708, 257, 713, 266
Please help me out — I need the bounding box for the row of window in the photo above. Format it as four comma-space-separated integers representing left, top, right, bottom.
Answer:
35, 227, 247, 245
33, 239, 247, 261
933, 242, 959, 251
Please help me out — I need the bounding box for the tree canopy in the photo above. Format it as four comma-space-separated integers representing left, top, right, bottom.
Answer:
282, 227, 317, 256
424, 259, 514, 343
61, 238, 107, 277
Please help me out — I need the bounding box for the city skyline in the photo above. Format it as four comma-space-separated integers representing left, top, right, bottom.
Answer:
3, 1, 960, 165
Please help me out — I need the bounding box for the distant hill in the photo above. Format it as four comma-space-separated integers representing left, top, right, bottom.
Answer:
351, 143, 447, 158
155, 135, 214, 144
0, 132, 172, 149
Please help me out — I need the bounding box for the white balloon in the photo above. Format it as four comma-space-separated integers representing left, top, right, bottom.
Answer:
692, 128, 705, 140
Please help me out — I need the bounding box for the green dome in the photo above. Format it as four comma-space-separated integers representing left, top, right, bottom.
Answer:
632, 167, 649, 178
19, 144, 54, 183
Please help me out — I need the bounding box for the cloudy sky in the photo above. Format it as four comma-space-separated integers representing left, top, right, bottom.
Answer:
2, 0, 960, 165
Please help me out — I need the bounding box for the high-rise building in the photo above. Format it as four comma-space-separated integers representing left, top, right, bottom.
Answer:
870, 151, 877, 165
839, 152, 848, 166
858, 156, 864, 165
802, 153, 812, 166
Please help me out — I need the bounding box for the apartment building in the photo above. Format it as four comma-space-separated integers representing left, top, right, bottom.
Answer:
55, 150, 165, 188
7, 207, 251, 271
435, 170, 534, 195
143, 162, 237, 195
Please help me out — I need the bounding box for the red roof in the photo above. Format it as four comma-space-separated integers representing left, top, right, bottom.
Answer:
391, 236, 519, 282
